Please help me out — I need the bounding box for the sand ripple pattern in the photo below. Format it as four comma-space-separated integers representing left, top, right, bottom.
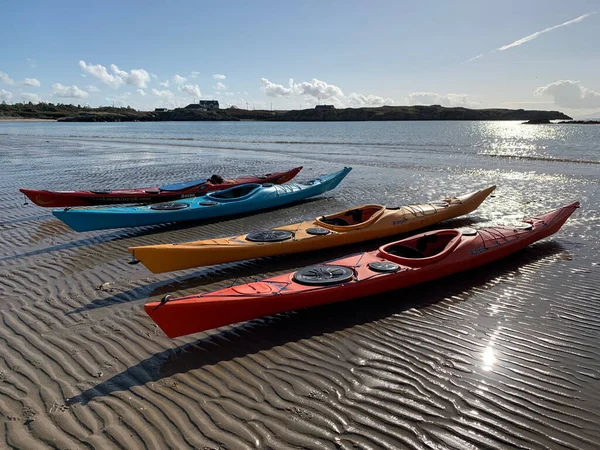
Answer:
0, 124, 598, 449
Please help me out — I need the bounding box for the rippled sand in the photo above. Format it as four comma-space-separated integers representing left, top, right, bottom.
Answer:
0, 123, 599, 449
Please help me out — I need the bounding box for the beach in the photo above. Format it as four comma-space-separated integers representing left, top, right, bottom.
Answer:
0, 120, 598, 449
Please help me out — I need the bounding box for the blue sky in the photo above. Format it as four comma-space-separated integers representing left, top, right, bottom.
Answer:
1, 0, 599, 116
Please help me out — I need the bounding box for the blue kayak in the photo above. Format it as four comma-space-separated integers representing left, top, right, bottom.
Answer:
53, 167, 352, 232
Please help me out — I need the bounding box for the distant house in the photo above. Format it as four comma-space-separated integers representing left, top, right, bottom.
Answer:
315, 104, 335, 110
199, 100, 219, 110
185, 100, 219, 110
154, 108, 168, 112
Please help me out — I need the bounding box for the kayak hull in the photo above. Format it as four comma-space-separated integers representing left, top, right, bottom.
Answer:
130, 185, 496, 273
20, 167, 302, 207
144, 202, 579, 338
53, 167, 351, 232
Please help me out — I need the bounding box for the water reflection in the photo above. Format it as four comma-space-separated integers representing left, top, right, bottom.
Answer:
476, 121, 571, 160
482, 328, 500, 371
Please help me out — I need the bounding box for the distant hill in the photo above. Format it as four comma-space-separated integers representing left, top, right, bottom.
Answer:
0, 102, 572, 122
268, 105, 572, 121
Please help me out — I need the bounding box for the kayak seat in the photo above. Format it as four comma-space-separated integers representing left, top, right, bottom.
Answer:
387, 245, 425, 259
388, 233, 455, 260
320, 217, 350, 226
345, 209, 363, 223
208, 175, 224, 184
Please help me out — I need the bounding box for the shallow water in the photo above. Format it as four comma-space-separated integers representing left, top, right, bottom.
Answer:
0, 120, 599, 449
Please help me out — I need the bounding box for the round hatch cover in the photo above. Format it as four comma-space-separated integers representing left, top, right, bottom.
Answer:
368, 261, 401, 273
293, 265, 354, 286
246, 230, 293, 242
459, 227, 478, 236
150, 202, 190, 211
306, 227, 330, 235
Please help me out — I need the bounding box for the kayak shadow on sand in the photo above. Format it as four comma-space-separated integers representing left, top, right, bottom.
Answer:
0, 197, 330, 264
67, 240, 569, 406
66, 216, 486, 316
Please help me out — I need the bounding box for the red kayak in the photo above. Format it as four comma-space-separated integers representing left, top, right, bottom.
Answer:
20, 166, 303, 207
145, 202, 579, 338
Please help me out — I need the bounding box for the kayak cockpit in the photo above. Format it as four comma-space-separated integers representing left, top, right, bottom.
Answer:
205, 184, 262, 202
380, 230, 462, 266
317, 205, 385, 229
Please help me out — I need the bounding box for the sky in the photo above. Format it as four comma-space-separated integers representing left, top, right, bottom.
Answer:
1, 0, 599, 117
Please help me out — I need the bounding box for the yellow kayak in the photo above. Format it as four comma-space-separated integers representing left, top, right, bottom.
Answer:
129, 185, 495, 273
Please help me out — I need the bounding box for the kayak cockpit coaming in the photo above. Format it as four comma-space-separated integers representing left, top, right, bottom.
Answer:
318, 205, 385, 228
380, 230, 462, 265
205, 183, 262, 201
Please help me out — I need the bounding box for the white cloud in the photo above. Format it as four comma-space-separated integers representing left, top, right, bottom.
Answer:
497, 12, 595, 51
151, 88, 178, 107
534, 80, 600, 109
137, 89, 146, 96
110, 64, 150, 88
110, 92, 132, 106
213, 74, 226, 80
0, 89, 13, 102
260, 77, 393, 107
190, 71, 201, 78
0, 72, 15, 86
159, 80, 170, 88
26, 58, 37, 68
295, 78, 344, 100
22, 78, 41, 87
261, 78, 293, 97
51, 83, 88, 99
345, 93, 393, 107
173, 74, 187, 86
407, 92, 481, 107
181, 84, 201, 97
21, 92, 42, 103
225, 92, 234, 96
79, 61, 123, 88
151, 88, 174, 98
79, 60, 150, 89
213, 81, 227, 91
87, 85, 100, 93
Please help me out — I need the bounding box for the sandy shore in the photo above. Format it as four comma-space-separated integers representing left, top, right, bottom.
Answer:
0, 126, 599, 449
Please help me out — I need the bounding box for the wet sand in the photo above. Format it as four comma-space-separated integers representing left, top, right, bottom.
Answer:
0, 122, 599, 449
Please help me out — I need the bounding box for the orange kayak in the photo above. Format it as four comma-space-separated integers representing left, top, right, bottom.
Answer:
130, 185, 496, 273
145, 201, 579, 338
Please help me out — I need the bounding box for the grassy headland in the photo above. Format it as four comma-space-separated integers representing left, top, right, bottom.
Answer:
0, 102, 572, 122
